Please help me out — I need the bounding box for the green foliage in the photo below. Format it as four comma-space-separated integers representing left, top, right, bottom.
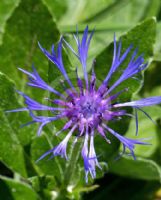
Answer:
0, 0, 59, 90
0, 0, 20, 45
0, 0, 161, 200
0, 175, 39, 200
124, 105, 161, 158
0, 109, 27, 177
110, 156, 161, 181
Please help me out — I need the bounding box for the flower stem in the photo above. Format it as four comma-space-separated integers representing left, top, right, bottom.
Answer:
63, 140, 83, 187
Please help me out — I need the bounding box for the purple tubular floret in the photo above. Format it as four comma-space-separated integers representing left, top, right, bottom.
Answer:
114, 96, 161, 108
18, 66, 65, 98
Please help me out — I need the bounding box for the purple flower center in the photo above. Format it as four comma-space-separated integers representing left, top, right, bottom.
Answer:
62, 84, 111, 131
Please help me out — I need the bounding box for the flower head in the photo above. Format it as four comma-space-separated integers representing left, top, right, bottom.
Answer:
7, 26, 161, 182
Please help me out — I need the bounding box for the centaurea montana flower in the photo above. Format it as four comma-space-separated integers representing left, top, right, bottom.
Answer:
7, 26, 161, 183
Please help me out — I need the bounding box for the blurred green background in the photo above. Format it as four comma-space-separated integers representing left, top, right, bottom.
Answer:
0, 0, 161, 199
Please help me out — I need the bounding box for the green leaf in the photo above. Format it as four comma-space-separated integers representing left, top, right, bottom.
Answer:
124, 105, 161, 158
29, 175, 56, 192
0, 109, 27, 177
0, 72, 31, 177
154, 22, 161, 61
0, 0, 60, 91
42, 0, 67, 21
110, 156, 161, 181
0, 71, 35, 146
29, 175, 57, 200
83, 0, 148, 24
0, 0, 20, 45
57, 0, 148, 26
0, 176, 39, 200
58, 0, 155, 62
59, 0, 114, 25
31, 134, 64, 181
139, 0, 161, 20
139, 61, 161, 95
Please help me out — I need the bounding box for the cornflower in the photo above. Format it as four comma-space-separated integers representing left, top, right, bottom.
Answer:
7, 26, 161, 182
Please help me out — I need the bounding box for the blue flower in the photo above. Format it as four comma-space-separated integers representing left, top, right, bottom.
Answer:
7, 26, 161, 182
